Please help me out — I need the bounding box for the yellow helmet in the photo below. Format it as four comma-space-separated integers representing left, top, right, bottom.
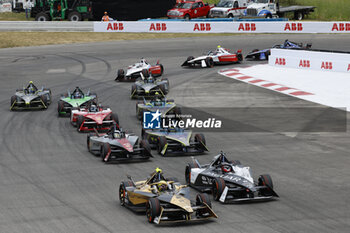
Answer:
217, 45, 221, 49
157, 180, 167, 191
155, 167, 162, 173
29, 81, 33, 84
155, 92, 159, 95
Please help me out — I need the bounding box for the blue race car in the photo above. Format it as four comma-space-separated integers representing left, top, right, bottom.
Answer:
245, 39, 312, 60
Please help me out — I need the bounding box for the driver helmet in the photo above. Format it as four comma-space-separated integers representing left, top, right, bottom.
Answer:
74, 91, 82, 99
113, 130, 121, 138
221, 163, 233, 173
90, 104, 97, 112
104, 11, 108, 15
157, 180, 168, 192
28, 81, 35, 94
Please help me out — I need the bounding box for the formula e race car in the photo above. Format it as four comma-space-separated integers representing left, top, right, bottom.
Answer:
57, 87, 97, 116
87, 125, 152, 163
185, 152, 279, 203
119, 168, 217, 224
131, 71, 169, 99
10, 81, 51, 110
142, 128, 208, 156
245, 39, 312, 60
71, 103, 119, 132
136, 96, 181, 121
182, 46, 243, 68
115, 58, 164, 82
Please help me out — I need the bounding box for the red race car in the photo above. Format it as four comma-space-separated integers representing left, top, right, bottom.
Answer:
71, 104, 119, 133
167, 0, 214, 20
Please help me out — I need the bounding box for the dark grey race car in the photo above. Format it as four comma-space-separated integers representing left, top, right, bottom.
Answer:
142, 127, 208, 156
185, 152, 279, 203
136, 97, 181, 121
87, 125, 152, 163
131, 70, 169, 99
10, 81, 51, 110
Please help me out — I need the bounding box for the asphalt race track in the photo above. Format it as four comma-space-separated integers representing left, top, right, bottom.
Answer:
1, 34, 350, 233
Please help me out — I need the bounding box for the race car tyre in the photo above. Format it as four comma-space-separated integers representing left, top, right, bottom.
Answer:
87, 133, 94, 153
194, 133, 206, 150
115, 69, 125, 81
161, 78, 169, 88
119, 181, 134, 206
131, 84, 137, 99
141, 69, 150, 78
146, 198, 161, 223
136, 101, 143, 120
205, 57, 214, 68
141, 128, 146, 140
212, 177, 226, 201
57, 100, 65, 116
258, 174, 274, 189
237, 53, 243, 62
35, 12, 50, 21
228, 14, 234, 18
41, 94, 48, 107
68, 11, 82, 21
76, 115, 84, 132
231, 160, 241, 166
159, 84, 168, 95
100, 143, 111, 162
196, 193, 212, 208
111, 113, 119, 127
265, 50, 271, 60
159, 64, 164, 75
185, 162, 199, 184
266, 14, 272, 19
157, 136, 167, 156
140, 140, 152, 158
184, 14, 190, 21
10, 96, 16, 109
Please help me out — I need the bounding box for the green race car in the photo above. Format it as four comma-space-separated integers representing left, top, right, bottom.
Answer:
57, 87, 97, 117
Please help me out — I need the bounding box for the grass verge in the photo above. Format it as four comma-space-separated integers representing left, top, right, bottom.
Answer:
0, 32, 237, 49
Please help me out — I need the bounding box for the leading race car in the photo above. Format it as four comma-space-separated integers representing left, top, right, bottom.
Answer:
136, 95, 181, 121
185, 152, 279, 203
57, 87, 97, 116
142, 127, 208, 156
182, 46, 243, 68
115, 58, 164, 82
119, 168, 217, 224
245, 39, 312, 60
87, 125, 152, 163
71, 103, 119, 133
10, 81, 51, 110
131, 72, 169, 99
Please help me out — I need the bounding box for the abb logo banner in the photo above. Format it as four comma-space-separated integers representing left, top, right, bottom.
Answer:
275, 58, 286, 66
269, 49, 350, 73
106, 23, 124, 31
94, 21, 350, 33
299, 60, 310, 68
149, 23, 167, 31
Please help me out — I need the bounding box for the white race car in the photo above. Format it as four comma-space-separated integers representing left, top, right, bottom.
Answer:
182, 46, 243, 68
115, 59, 164, 82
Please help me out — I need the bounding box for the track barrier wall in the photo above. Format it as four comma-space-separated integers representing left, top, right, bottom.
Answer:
94, 21, 350, 33
269, 49, 350, 73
